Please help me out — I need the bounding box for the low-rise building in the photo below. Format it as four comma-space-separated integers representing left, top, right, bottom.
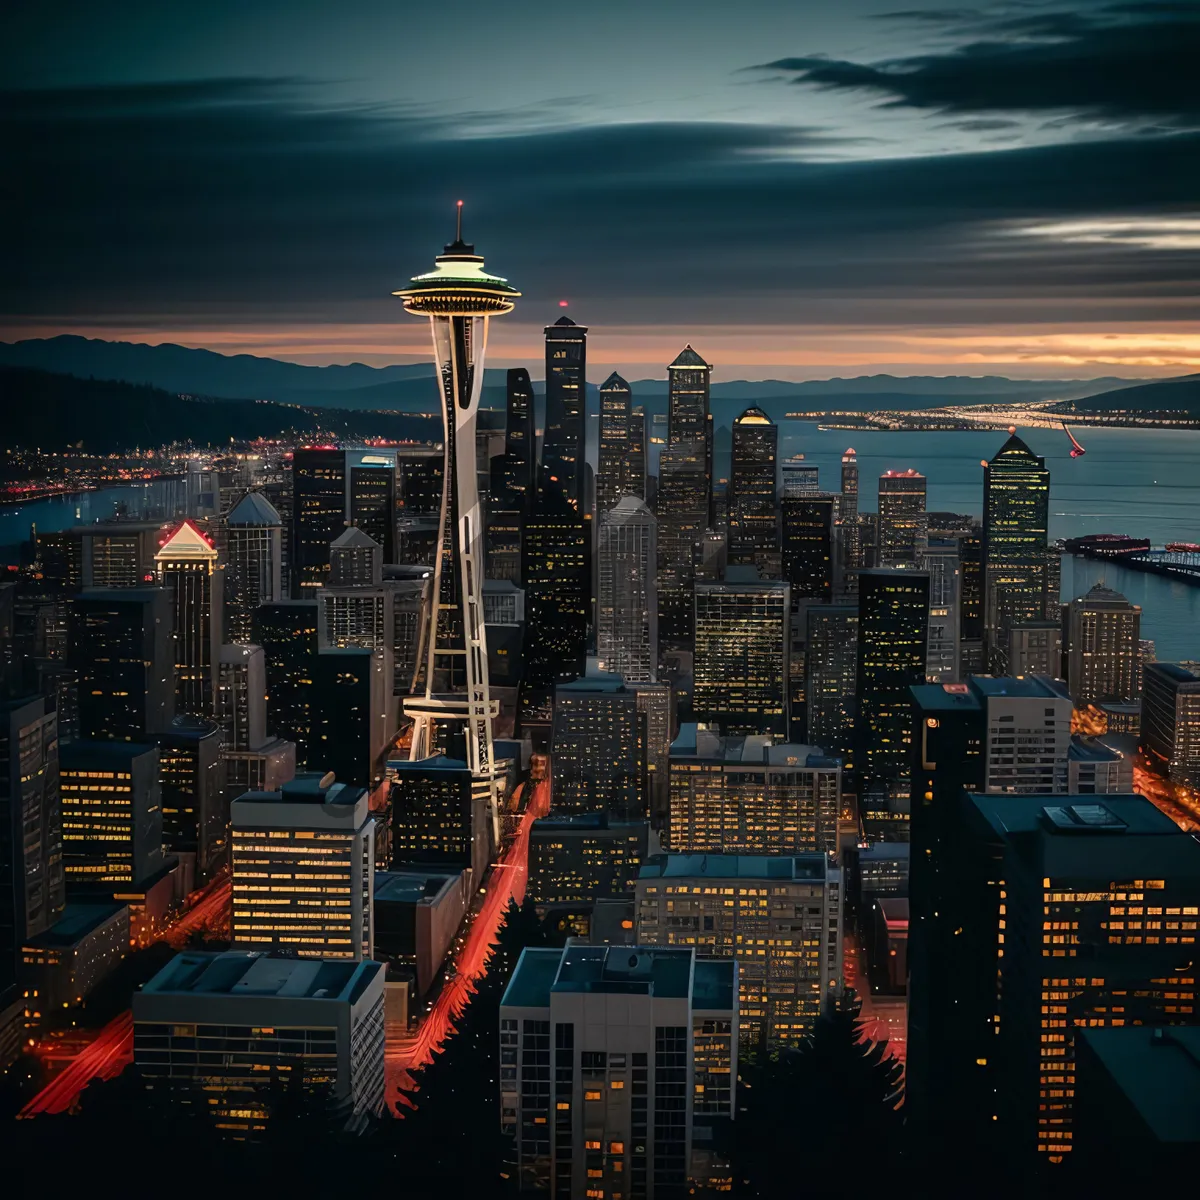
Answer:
21, 902, 129, 1013
1068, 735, 1134, 794
373, 869, 468, 997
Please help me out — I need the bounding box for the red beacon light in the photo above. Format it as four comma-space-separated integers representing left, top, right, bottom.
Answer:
559, 300, 569, 308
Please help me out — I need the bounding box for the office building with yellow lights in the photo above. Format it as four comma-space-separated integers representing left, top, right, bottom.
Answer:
231, 773, 375, 961
134, 949, 385, 1134
635, 852, 842, 1047
667, 723, 841, 856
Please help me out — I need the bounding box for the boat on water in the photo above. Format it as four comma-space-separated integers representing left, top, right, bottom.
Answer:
1063, 423, 1087, 457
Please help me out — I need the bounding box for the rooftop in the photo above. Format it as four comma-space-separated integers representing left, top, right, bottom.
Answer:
668, 344, 709, 369
557, 671, 628, 694
330, 526, 381, 551
155, 519, 217, 561
235, 771, 365, 807
388, 754, 471, 774
1147, 662, 1200, 685
141, 951, 381, 1002
970, 675, 1071, 702
693, 960, 737, 1012
24, 902, 126, 949
374, 869, 462, 906
531, 812, 648, 835
226, 491, 282, 527
639, 852, 830, 882
600, 371, 630, 390
1076, 1027, 1200, 1144
669, 723, 836, 769
1069, 736, 1121, 764
61, 739, 157, 764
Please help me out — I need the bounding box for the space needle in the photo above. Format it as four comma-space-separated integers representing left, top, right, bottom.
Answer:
394, 204, 520, 842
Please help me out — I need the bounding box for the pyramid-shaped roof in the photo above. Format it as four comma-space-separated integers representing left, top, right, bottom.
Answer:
227, 491, 282, 527
155, 519, 217, 561
990, 431, 1039, 461
331, 526, 381, 551
600, 371, 630, 390
553, 315, 578, 327
669, 344, 710, 369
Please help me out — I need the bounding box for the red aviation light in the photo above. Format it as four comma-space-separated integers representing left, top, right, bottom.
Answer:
559, 300, 569, 308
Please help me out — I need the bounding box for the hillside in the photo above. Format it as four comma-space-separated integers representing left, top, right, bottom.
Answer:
1051, 375, 1200, 417
0, 367, 438, 453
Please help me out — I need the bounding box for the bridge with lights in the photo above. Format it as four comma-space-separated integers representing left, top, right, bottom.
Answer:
1063, 535, 1200, 585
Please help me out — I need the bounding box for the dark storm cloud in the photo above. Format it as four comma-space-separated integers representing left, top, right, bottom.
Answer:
758, 3, 1200, 127
2, 76, 1198, 327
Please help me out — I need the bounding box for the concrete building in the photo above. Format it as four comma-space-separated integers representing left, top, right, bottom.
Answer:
918, 539, 960, 685
971, 675, 1073, 794
224, 491, 283, 643
500, 943, 737, 1196
373, 868, 468, 997
1068, 735, 1134, 794
21, 902, 128, 1011
1063, 584, 1142, 705
231, 773, 375, 960
596, 496, 658, 685
633, 682, 674, 829
804, 604, 857, 752
693, 574, 789, 737
528, 813, 652, 920
1141, 662, 1200, 787
134, 950, 386, 1131
1006, 620, 1063, 679
667, 724, 841, 856
636, 852, 842, 1047
551, 674, 646, 821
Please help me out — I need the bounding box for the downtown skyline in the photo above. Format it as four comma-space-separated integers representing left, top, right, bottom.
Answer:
3, 0, 1198, 378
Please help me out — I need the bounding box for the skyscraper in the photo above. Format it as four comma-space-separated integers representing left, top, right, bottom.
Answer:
596, 496, 658, 684
856, 568, 929, 798
311, 647, 389, 790
667, 344, 713, 523
231, 772, 375, 960
224, 491, 283, 644
543, 315, 587, 512
290, 447, 346, 596
158, 716, 223, 880
918, 539, 961, 684
393, 213, 519, 837
500, 366, 535, 507
781, 495, 834, 601
655, 439, 708, 652
804, 604, 858, 751
727, 407, 778, 569
877, 469, 927, 567
347, 450, 396, 562
597, 372, 633, 515
838, 448, 861, 594
71, 588, 175, 741
628, 405, 648, 501
155, 520, 221, 718
982, 432, 1050, 668
1063, 584, 1142, 704
693, 573, 790, 736
958, 527, 985, 673
1141, 662, 1200, 787
521, 480, 589, 731
254, 599, 318, 768
781, 456, 819, 497
551, 673, 647, 820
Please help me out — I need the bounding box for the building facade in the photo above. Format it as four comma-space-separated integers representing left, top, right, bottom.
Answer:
1063, 584, 1142, 705
596, 496, 658, 685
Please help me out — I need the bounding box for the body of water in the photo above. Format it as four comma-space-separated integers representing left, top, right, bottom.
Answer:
3, 425, 1197, 658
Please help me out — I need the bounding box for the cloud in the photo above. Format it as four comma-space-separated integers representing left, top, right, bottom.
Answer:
754, 4, 1200, 128
1, 75, 1198, 337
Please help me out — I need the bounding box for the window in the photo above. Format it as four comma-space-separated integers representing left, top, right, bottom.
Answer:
585, 1090, 602, 1102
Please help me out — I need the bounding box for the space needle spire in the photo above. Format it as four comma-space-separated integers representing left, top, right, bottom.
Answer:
393, 206, 520, 844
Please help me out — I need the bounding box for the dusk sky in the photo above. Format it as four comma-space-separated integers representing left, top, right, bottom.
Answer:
4, 0, 1197, 379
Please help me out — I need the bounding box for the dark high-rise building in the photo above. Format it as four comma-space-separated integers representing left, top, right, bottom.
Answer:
655, 439, 708, 653
628, 405, 648, 501
347, 451, 397, 563
390, 753, 490, 887
958, 528, 985, 673
71, 588, 175, 741
520, 480, 588, 731
781, 495, 834, 601
158, 716, 223, 879
1141, 662, 1200, 787
551, 674, 647, 821
501, 367, 535, 507
78, 522, 161, 588
155, 520, 221, 718
667, 344, 713, 522
291, 447, 346, 596
838, 448, 861, 595
596, 372, 633, 515
1, 695, 64, 1019
804, 604, 858, 751
60, 740, 163, 888
855, 568, 929, 799
982, 433, 1050, 667
253, 600, 318, 768
527, 812, 650, 918
727, 407, 778, 569
877, 469, 927, 567
224, 492, 283, 644
693, 573, 790, 736
311, 647, 388, 790
542, 316, 588, 512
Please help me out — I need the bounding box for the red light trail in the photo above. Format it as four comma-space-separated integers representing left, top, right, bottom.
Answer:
385, 776, 551, 1111
842, 930, 907, 1067
18, 1012, 134, 1117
